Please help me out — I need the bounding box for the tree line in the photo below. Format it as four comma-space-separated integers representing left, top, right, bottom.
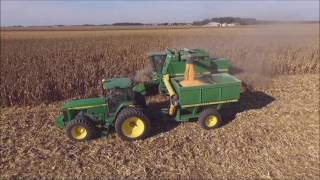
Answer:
192, 17, 258, 25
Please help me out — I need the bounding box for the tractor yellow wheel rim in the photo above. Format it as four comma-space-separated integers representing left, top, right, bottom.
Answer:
121, 117, 145, 138
205, 115, 218, 128
71, 126, 87, 140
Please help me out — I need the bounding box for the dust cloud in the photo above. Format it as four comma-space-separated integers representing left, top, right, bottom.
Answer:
134, 64, 153, 83
169, 24, 318, 90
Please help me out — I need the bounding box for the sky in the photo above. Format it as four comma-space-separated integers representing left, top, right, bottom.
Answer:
1, 1, 319, 26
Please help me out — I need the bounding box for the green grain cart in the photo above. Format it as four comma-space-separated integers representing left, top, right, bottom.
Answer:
55, 48, 241, 141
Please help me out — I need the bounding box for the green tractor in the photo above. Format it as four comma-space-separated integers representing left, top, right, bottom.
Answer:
55, 77, 150, 141
55, 48, 241, 141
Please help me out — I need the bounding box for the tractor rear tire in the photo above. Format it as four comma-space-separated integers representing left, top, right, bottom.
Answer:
115, 108, 150, 141
66, 114, 97, 142
198, 108, 222, 130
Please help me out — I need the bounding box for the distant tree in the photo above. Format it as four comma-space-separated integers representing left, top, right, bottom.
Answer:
112, 22, 144, 26
192, 17, 259, 25
82, 24, 95, 26
10, 25, 24, 28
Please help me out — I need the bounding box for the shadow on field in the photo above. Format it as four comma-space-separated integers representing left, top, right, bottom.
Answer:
220, 90, 275, 126
145, 100, 181, 138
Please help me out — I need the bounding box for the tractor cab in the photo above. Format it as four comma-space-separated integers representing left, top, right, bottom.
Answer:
103, 77, 147, 109
102, 78, 133, 111
102, 77, 132, 91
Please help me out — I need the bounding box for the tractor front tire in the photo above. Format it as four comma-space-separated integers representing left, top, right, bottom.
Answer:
198, 108, 222, 130
66, 115, 97, 142
115, 108, 151, 141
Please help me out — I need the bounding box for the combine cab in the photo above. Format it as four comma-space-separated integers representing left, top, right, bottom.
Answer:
148, 48, 231, 92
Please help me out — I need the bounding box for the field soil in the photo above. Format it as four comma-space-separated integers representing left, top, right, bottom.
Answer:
1, 74, 319, 179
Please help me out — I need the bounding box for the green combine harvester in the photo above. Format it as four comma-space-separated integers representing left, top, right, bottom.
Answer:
55, 48, 241, 141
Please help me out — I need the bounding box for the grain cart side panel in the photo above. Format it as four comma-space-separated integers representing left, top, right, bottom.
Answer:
201, 88, 220, 103
170, 73, 241, 107
221, 86, 241, 100
179, 89, 202, 105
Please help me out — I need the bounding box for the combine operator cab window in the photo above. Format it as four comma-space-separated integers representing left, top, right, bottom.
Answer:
150, 55, 166, 73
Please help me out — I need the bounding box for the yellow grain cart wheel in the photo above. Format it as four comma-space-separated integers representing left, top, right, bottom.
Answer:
198, 108, 222, 130
66, 115, 96, 142
115, 108, 150, 141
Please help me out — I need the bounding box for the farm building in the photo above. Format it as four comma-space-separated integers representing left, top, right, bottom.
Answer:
203, 22, 221, 27
221, 23, 227, 27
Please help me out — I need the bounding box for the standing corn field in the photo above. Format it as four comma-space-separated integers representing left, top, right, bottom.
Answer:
1, 24, 319, 106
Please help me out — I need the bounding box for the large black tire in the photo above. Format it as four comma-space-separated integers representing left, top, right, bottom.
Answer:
66, 114, 97, 142
115, 108, 151, 141
198, 108, 222, 130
